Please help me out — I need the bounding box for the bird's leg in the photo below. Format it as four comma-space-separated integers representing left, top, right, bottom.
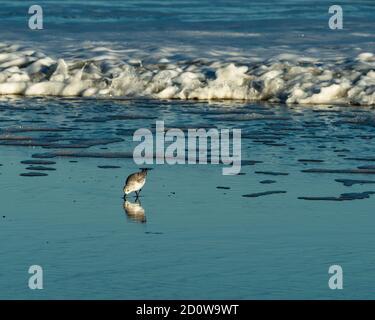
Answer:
135, 191, 139, 199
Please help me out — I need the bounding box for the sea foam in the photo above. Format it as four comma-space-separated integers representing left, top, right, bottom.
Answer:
0, 43, 374, 105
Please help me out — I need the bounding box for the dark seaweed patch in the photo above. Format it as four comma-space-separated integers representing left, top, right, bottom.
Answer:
32, 151, 134, 159
298, 159, 324, 163
21, 160, 56, 165
358, 165, 375, 170
335, 179, 375, 187
25, 166, 56, 171
98, 165, 121, 169
298, 192, 375, 201
260, 180, 276, 184
242, 191, 286, 197
20, 172, 48, 177
241, 160, 263, 166
302, 168, 375, 174
255, 171, 289, 176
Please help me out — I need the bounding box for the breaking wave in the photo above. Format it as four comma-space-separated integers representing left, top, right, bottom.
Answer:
0, 43, 375, 105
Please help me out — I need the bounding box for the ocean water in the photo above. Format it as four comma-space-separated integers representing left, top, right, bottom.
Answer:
1, 98, 375, 299
0, 1, 375, 299
0, 0, 375, 103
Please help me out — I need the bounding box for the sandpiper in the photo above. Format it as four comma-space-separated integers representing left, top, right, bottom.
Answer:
123, 168, 148, 198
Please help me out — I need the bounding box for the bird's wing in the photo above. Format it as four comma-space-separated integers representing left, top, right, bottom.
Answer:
134, 172, 146, 183
125, 172, 146, 185
125, 173, 136, 185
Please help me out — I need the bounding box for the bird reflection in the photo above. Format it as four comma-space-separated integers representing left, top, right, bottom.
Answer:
123, 199, 146, 223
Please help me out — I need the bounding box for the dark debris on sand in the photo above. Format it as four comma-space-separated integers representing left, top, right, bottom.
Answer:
298, 159, 324, 163
255, 171, 289, 176
260, 180, 276, 184
242, 191, 287, 198
335, 179, 375, 187
241, 160, 263, 166
302, 168, 375, 174
298, 192, 375, 201
25, 166, 56, 171
20, 172, 48, 177
98, 165, 122, 169
21, 160, 56, 165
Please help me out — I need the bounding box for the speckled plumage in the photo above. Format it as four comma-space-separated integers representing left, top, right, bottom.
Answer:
123, 169, 148, 197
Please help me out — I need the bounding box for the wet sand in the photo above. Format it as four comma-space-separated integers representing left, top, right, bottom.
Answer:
1, 98, 375, 299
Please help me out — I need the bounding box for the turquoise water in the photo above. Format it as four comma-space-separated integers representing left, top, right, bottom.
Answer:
1, 0, 374, 58
2, 0, 374, 23
1, 98, 375, 299
0, 0, 375, 299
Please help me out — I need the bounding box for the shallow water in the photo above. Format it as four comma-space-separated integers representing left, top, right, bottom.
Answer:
1, 97, 375, 299
1, 0, 375, 299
